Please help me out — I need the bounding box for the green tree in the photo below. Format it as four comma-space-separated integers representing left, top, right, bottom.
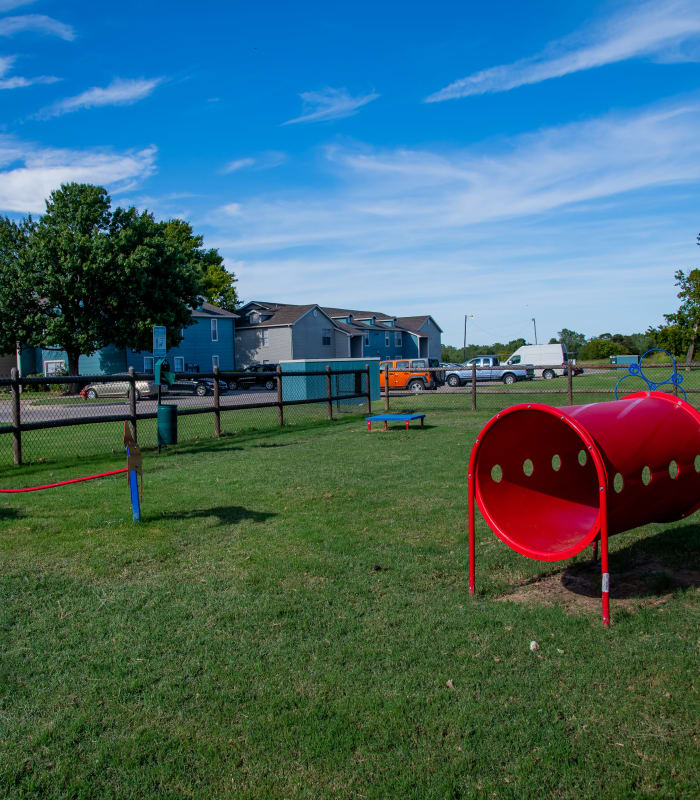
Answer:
0, 216, 40, 357
2, 183, 203, 378
555, 329, 587, 355
579, 338, 626, 360
162, 219, 238, 311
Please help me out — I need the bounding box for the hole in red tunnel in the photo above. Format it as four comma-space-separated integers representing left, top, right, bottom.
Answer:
476, 409, 600, 559
669, 460, 679, 480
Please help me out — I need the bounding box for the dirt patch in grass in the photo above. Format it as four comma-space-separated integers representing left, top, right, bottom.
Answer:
497, 558, 700, 614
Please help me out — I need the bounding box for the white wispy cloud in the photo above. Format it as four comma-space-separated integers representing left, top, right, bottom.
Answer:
222, 151, 286, 174
35, 77, 164, 119
0, 1, 38, 11
0, 54, 59, 89
0, 136, 157, 213
0, 14, 75, 40
426, 0, 700, 102
205, 97, 700, 342
223, 157, 254, 173
283, 87, 379, 124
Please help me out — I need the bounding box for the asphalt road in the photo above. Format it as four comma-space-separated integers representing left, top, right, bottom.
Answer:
1, 388, 279, 425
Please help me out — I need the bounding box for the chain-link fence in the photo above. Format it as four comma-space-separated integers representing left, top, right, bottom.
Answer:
378, 362, 700, 415
1, 361, 697, 467
0, 366, 373, 466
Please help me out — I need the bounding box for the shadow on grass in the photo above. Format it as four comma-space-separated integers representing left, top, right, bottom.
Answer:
560, 525, 700, 599
160, 505, 277, 527
0, 506, 23, 521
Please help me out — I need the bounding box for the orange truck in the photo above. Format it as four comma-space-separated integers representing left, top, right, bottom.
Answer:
378, 358, 445, 392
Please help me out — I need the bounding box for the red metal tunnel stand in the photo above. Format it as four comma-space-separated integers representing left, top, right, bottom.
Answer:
468, 392, 700, 626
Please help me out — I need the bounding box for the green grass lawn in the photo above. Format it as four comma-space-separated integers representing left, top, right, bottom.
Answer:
0, 409, 698, 799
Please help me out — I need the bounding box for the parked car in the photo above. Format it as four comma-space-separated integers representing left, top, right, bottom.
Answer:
230, 364, 279, 391
379, 358, 445, 392
200, 378, 229, 393
445, 356, 534, 386
81, 375, 158, 401
163, 377, 211, 396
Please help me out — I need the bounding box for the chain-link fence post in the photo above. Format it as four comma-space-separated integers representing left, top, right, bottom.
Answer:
128, 366, 137, 441
325, 366, 333, 420
384, 363, 390, 411
471, 362, 477, 411
11, 367, 21, 465
365, 365, 372, 415
276, 365, 284, 427
568, 363, 574, 406
213, 365, 221, 436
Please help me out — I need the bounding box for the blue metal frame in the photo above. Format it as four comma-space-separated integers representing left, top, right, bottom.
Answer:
614, 348, 686, 400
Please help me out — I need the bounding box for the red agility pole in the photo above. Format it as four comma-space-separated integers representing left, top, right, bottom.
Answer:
0, 468, 128, 493
468, 391, 700, 626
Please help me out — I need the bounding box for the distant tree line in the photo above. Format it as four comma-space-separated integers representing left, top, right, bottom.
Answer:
443, 231, 700, 364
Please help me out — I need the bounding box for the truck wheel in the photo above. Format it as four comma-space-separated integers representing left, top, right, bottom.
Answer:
408, 380, 425, 392
195, 383, 207, 397
543, 369, 555, 380
229, 379, 239, 390
264, 379, 276, 391
502, 373, 516, 385
447, 375, 461, 387
86, 388, 97, 399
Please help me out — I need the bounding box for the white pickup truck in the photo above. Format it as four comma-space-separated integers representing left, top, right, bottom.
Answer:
444, 356, 534, 386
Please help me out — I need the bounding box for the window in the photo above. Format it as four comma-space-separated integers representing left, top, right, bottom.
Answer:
385, 332, 390, 346
396, 361, 410, 369
43, 360, 65, 376
144, 357, 154, 373
396, 332, 402, 346
322, 328, 332, 346
211, 318, 218, 342
364, 333, 370, 346
262, 329, 269, 346
411, 359, 427, 368
510, 355, 521, 364
212, 355, 219, 369
174, 356, 184, 372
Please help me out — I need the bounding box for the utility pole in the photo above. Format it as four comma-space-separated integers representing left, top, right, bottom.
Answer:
463, 314, 474, 362
531, 317, 538, 345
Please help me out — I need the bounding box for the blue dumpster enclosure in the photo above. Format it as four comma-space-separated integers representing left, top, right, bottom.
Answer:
279, 358, 380, 406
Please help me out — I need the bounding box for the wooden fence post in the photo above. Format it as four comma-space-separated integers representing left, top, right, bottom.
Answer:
365, 365, 372, 415
213, 365, 221, 436
471, 362, 477, 411
568, 362, 574, 406
384, 363, 390, 411
326, 366, 333, 420
10, 367, 21, 465
276, 365, 284, 427
128, 366, 137, 442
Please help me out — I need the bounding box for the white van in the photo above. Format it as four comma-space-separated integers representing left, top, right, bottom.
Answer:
506, 344, 568, 379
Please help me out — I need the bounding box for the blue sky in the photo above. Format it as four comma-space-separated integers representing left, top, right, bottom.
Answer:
2, 0, 700, 347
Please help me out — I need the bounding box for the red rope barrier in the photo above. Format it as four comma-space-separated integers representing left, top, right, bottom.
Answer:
0, 468, 128, 493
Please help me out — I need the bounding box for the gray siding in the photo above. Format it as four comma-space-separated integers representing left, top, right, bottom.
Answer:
419, 319, 442, 361
334, 328, 350, 357
236, 326, 292, 366
291, 310, 344, 359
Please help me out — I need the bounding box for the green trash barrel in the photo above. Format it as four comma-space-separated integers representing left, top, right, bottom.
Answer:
157, 403, 177, 446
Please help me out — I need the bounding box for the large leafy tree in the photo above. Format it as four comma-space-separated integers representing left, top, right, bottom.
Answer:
0, 216, 41, 357
162, 219, 238, 311
1, 183, 203, 377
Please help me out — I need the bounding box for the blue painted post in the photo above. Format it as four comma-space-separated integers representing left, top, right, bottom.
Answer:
126, 445, 141, 522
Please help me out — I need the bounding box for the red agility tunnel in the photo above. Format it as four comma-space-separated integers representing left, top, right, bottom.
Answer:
467, 391, 700, 625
